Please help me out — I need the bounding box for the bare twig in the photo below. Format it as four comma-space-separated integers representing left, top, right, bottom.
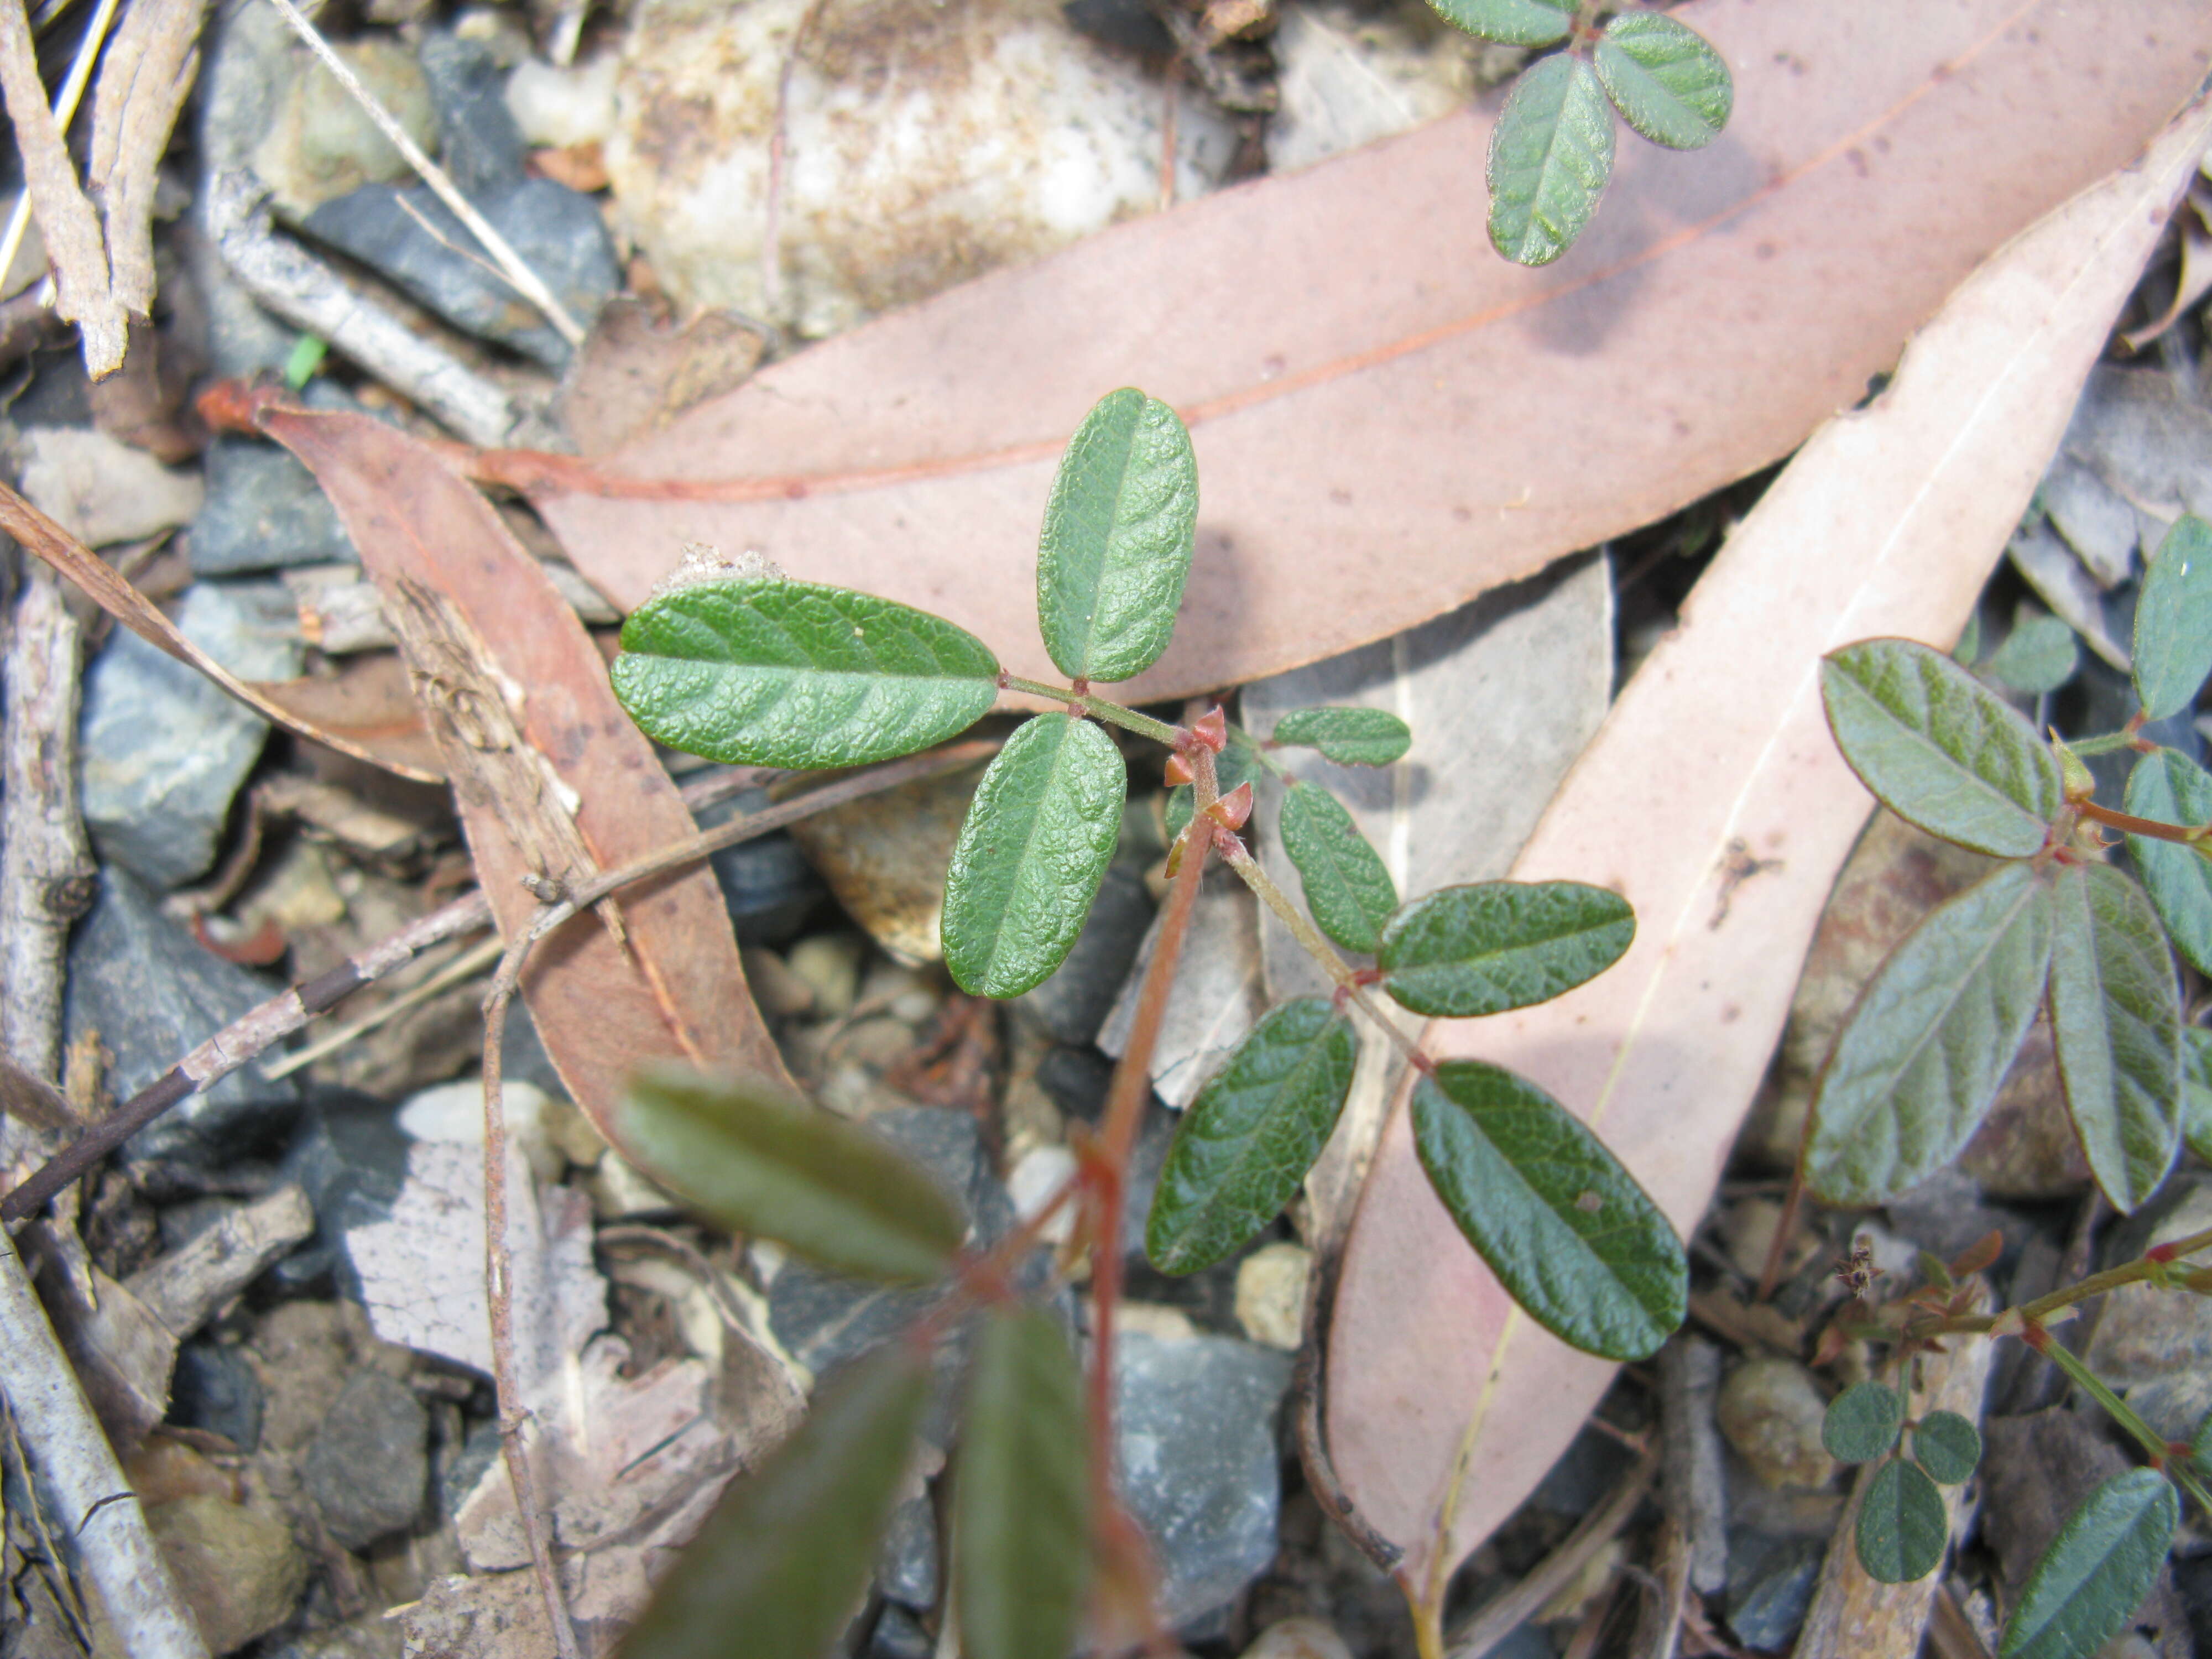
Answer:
1446, 1449, 1658, 1659
255, 0, 585, 348
86, 0, 205, 317
261, 933, 505, 1081
0, 0, 123, 295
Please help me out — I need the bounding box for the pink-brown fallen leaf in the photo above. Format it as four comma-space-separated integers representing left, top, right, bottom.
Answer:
528, 0, 2212, 703
1321, 87, 2212, 1624
249, 402, 794, 1144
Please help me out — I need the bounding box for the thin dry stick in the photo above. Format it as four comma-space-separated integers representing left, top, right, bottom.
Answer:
0, 0, 123, 291
255, 0, 584, 348
262, 933, 505, 1081
1446, 1450, 1658, 1659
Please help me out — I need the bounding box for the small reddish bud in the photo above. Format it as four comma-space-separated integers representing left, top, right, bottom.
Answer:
1204, 780, 1253, 831
1164, 834, 1187, 879
1164, 752, 1194, 786
2020, 1318, 2051, 1354
1192, 707, 1227, 752
1352, 967, 1383, 987
2169, 1441, 2194, 1463
2147, 1240, 2182, 1265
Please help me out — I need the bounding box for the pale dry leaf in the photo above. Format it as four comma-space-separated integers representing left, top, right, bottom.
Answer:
1322, 90, 2212, 1597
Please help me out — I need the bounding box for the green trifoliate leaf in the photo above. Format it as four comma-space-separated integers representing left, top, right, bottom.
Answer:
1165, 734, 1265, 843
943, 714, 1126, 999
618, 1068, 963, 1282
2183, 1026, 2212, 1164
1146, 999, 1358, 1275
619, 1343, 930, 1659
1822, 1381, 1903, 1463
611, 579, 1000, 769
1280, 782, 1398, 954
2124, 747, 2212, 977
1035, 388, 1197, 685
1983, 613, 2080, 697
1804, 862, 2055, 1206
1421, 0, 1568, 45
1913, 1411, 1982, 1486
1486, 53, 1615, 268
1855, 1458, 1948, 1584
2133, 514, 2212, 720
1999, 1469, 2178, 1659
1821, 640, 2062, 857
1378, 880, 1634, 1019
1411, 1061, 1685, 1361
1593, 14, 1731, 149
2047, 862, 2181, 1214
1270, 706, 1413, 767
956, 1306, 1091, 1659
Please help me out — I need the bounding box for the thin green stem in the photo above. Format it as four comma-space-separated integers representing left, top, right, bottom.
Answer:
2064, 730, 2146, 757
1001, 675, 1184, 748
2073, 799, 2210, 846
2033, 1333, 2212, 1510
1921, 1226, 2212, 1338
1224, 722, 1292, 779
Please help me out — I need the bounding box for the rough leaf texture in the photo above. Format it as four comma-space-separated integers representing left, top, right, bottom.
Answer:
1999, 1469, 2177, 1659
1595, 14, 1732, 149
2133, 515, 2212, 719
1270, 706, 1412, 767
1856, 1458, 1948, 1584
1280, 781, 1398, 954
1378, 880, 1634, 1018
1486, 53, 1615, 267
2126, 746, 2212, 977
1422, 0, 1568, 47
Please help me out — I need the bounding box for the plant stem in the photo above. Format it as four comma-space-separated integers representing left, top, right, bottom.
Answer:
2064, 729, 2145, 757
2073, 799, 2210, 845
1000, 675, 1185, 748
1919, 1226, 2212, 1337
2029, 1329, 2212, 1509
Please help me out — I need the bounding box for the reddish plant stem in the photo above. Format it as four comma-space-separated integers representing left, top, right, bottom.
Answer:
2072, 798, 2210, 844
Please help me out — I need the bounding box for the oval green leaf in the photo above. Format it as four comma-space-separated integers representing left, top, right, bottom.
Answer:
956, 1305, 1091, 1659
1486, 53, 1615, 268
1983, 613, 2079, 697
943, 714, 1126, 999
1855, 1458, 1948, 1584
1593, 14, 1732, 150
1271, 706, 1413, 767
1281, 782, 1399, 954
1035, 388, 1197, 685
1378, 880, 1635, 1019
2047, 862, 2182, 1214
2183, 1025, 2212, 1165
1146, 999, 1358, 1275
619, 1343, 930, 1659
618, 1067, 964, 1282
1820, 639, 2062, 857
1411, 1060, 1686, 1361
1999, 1469, 2178, 1659
2192, 1407, 2212, 1481
1804, 862, 2055, 1206
1421, 0, 1568, 46
2124, 746, 2212, 977
2133, 514, 2212, 720
1165, 733, 1265, 843
1822, 1380, 1904, 1463
611, 578, 1000, 768
1913, 1410, 1982, 1486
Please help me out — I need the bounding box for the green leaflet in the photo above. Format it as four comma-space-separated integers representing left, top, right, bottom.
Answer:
1855, 1459, 1948, 1584
2124, 747, 2212, 977
1378, 880, 1634, 1019
1913, 1411, 1981, 1486
1999, 1469, 2178, 1659
1983, 613, 2079, 697
618, 1068, 964, 1282
956, 1306, 1091, 1659
1146, 999, 1358, 1275
611, 580, 1000, 769
1593, 14, 1731, 149
1035, 388, 1198, 685
1166, 734, 1266, 843
943, 714, 1126, 999
1803, 862, 2054, 1206
2047, 862, 2181, 1214
1820, 640, 2062, 858
1270, 706, 1412, 767
1410, 1061, 1685, 1361
2193, 1408, 2212, 1481
618, 1344, 930, 1659
1486, 53, 1615, 268
2184, 1026, 2212, 1165
1422, 0, 1568, 45
1822, 1381, 1903, 1463
2133, 515, 2212, 720
1280, 782, 1398, 954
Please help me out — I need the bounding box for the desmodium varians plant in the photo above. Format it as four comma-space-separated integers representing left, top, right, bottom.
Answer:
601, 387, 1686, 1656
1798, 515, 2212, 1658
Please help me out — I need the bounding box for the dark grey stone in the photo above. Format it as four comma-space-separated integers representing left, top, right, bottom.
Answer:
302, 1370, 429, 1548
303, 177, 618, 368
170, 1341, 266, 1452
1020, 864, 1154, 1045
1036, 1043, 1113, 1123
190, 438, 357, 575
696, 791, 823, 946
868, 1605, 933, 1659
1725, 1531, 1825, 1654
272, 1089, 410, 1295
415, 30, 527, 196
875, 1492, 938, 1610
1114, 1333, 1292, 1626
194, 0, 301, 377
65, 868, 299, 1167
1530, 1423, 1637, 1517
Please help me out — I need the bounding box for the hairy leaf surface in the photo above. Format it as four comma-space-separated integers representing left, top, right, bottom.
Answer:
943, 714, 1125, 998
2133, 514, 2212, 719
1281, 781, 1398, 954
1270, 706, 1413, 767
1487, 53, 1615, 267
1594, 14, 1732, 149
619, 1068, 963, 1281
1823, 1381, 1903, 1463
1411, 1061, 1684, 1361
1379, 881, 1634, 1018
957, 1306, 1090, 1659
2124, 746, 2212, 976
2047, 861, 2181, 1214
1804, 862, 2054, 1206
1856, 1458, 1947, 1584
1913, 1411, 1981, 1485
1422, 0, 1567, 46
1147, 999, 1358, 1274
612, 580, 1000, 768
1036, 388, 1197, 685
619, 1344, 929, 1659
1999, 1469, 2177, 1659
1820, 639, 2060, 856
